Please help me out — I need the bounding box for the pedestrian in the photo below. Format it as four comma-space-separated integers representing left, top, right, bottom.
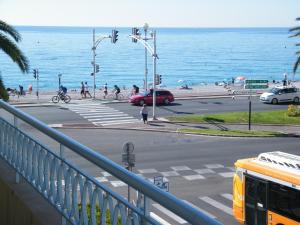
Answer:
140, 104, 148, 124
28, 84, 33, 94
283, 73, 287, 86
103, 83, 108, 99
84, 82, 92, 98
80, 81, 85, 98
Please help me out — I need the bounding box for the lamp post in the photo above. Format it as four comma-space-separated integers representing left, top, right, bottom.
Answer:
143, 23, 149, 91
58, 73, 62, 90
130, 27, 159, 120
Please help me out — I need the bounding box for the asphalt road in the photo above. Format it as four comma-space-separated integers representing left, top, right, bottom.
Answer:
107, 96, 290, 119
2, 101, 299, 225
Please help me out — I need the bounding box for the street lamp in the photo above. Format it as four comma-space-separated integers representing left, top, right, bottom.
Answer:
130, 28, 159, 120
143, 23, 149, 91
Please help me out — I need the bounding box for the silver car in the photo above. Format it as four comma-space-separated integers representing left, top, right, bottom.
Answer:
260, 86, 300, 104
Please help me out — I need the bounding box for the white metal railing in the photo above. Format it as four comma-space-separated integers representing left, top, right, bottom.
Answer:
0, 100, 223, 225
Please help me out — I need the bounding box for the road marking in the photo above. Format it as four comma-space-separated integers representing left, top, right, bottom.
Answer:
138, 168, 158, 173
83, 112, 124, 118
150, 212, 171, 225
80, 111, 120, 116
95, 177, 108, 182
110, 181, 126, 187
88, 116, 134, 121
171, 166, 191, 171
94, 119, 139, 126
183, 174, 205, 180
183, 200, 217, 219
160, 171, 180, 177
152, 204, 187, 224
199, 196, 232, 215
218, 172, 234, 178
204, 164, 224, 169
194, 169, 215, 174
221, 193, 233, 201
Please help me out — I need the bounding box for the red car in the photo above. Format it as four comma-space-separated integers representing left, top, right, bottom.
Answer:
129, 89, 175, 106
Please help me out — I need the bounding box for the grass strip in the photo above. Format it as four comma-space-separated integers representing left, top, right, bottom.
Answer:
169, 110, 300, 125
178, 128, 282, 137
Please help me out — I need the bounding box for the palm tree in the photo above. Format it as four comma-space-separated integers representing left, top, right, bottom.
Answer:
290, 17, 300, 75
0, 20, 29, 73
0, 20, 29, 101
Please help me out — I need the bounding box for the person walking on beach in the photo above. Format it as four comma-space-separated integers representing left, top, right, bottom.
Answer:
140, 104, 149, 124
80, 81, 85, 98
84, 82, 92, 98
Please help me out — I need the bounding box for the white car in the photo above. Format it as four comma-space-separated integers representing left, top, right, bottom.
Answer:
260, 86, 300, 104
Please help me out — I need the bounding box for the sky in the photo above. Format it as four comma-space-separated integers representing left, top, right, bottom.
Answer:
0, 0, 300, 28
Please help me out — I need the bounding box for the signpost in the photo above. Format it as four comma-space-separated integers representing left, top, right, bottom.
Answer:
122, 142, 135, 210
244, 80, 269, 130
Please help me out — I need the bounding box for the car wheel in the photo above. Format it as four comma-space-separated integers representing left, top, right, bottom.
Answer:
271, 98, 278, 104
164, 98, 170, 105
294, 97, 299, 103
139, 100, 145, 106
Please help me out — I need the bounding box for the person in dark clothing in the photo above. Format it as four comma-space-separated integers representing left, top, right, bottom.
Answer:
132, 85, 139, 95
114, 85, 121, 99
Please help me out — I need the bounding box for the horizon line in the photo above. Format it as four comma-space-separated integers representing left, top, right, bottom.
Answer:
14, 25, 292, 29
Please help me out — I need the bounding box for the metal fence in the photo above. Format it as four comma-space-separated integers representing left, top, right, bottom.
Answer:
0, 100, 223, 225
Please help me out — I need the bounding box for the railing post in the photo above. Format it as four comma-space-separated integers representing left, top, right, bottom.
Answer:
14, 116, 20, 184
60, 144, 67, 225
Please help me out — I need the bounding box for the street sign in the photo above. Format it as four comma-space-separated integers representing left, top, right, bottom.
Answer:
154, 176, 169, 192
244, 80, 268, 89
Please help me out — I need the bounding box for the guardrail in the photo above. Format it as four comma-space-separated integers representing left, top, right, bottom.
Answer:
0, 100, 223, 225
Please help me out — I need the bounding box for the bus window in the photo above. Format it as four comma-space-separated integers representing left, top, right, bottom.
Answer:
269, 182, 300, 222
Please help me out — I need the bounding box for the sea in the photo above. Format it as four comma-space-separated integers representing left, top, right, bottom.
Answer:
0, 26, 297, 91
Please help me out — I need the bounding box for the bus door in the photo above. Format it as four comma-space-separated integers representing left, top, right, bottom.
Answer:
245, 175, 268, 225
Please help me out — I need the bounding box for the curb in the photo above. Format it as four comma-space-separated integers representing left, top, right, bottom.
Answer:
50, 124, 300, 138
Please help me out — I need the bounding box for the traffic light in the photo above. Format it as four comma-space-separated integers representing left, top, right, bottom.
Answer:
111, 29, 118, 43
33, 69, 37, 79
155, 74, 162, 85
96, 64, 100, 73
132, 27, 140, 43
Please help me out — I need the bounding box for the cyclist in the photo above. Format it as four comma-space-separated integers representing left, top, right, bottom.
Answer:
113, 85, 121, 99
132, 85, 139, 96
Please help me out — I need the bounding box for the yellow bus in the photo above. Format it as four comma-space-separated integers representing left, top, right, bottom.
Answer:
233, 151, 300, 225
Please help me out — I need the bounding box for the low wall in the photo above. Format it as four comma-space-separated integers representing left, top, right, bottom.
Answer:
0, 157, 61, 225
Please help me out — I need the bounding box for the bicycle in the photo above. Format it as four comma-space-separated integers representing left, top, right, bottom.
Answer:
52, 91, 71, 103
106, 92, 125, 100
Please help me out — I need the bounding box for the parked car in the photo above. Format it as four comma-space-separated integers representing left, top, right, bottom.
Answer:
129, 89, 174, 106
260, 86, 300, 104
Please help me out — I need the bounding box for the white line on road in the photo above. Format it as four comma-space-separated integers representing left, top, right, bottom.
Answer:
82, 112, 124, 118
88, 116, 134, 121
183, 200, 217, 219
150, 212, 171, 225
221, 193, 233, 201
199, 196, 232, 215
152, 204, 187, 224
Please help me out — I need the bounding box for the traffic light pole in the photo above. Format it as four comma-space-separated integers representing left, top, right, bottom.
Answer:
92, 29, 115, 99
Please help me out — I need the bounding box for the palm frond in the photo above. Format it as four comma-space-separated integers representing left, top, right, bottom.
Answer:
0, 34, 29, 73
293, 57, 300, 74
289, 31, 300, 39
0, 20, 21, 42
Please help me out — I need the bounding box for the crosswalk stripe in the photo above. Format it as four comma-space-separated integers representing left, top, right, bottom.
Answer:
183, 200, 217, 219
82, 112, 124, 118
150, 212, 171, 225
199, 196, 232, 215
84, 114, 127, 119
65, 102, 139, 126
152, 204, 187, 224
80, 111, 120, 116
88, 116, 134, 121
94, 119, 139, 125
221, 193, 232, 201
